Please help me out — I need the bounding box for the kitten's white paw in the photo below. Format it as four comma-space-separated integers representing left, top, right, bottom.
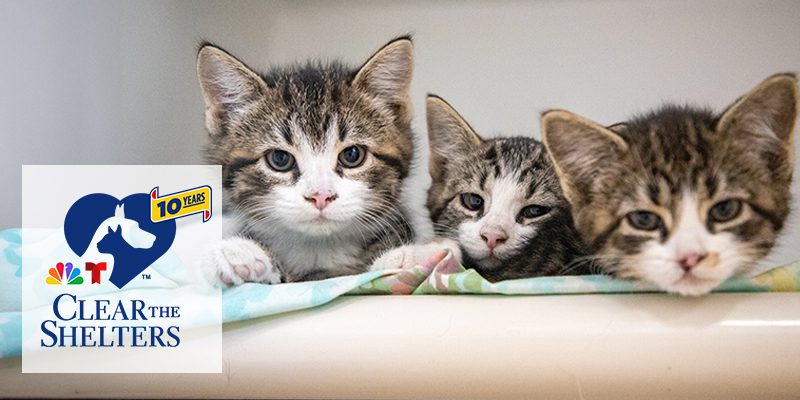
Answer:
200, 237, 281, 286
369, 238, 462, 271
435, 238, 462, 263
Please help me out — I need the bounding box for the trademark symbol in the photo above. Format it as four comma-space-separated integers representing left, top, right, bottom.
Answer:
141, 273, 151, 280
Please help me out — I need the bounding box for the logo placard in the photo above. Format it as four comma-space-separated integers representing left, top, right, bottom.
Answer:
22, 165, 222, 373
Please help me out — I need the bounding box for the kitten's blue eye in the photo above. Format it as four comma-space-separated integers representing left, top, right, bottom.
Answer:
521, 205, 550, 219
266, 149, 295, 172
709, 199, 742, 223
460, 193, 484, 211
338, 145, 366, 168
627, 211, 662, 231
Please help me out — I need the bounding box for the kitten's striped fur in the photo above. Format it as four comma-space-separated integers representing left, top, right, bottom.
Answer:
426, 96, 588, 282
543, 74, 798, 295
196, 37, 419, 284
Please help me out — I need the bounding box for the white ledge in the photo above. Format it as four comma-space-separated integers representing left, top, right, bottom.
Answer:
2, 292, 800, 399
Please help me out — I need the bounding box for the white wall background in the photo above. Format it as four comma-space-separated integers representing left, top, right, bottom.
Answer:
2, 0, 799, 265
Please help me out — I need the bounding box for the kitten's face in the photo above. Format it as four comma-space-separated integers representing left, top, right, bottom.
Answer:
426, 97, 577, 278
543, 74, 798, 296
432, 138, 562, 270
197, 39, 414, 238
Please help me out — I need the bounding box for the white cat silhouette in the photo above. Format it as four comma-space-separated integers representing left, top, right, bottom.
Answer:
92, 204, 156, 250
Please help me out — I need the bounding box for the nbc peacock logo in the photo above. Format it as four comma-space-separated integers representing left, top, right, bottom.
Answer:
45, 262, 84, 285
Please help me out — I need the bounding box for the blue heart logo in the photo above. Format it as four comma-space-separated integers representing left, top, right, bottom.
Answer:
63, 193, 176, 288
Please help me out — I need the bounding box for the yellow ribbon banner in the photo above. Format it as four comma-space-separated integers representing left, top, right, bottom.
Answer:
150, 185, 212, 223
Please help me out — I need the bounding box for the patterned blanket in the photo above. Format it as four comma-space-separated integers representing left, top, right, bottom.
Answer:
2, 228, 798, 358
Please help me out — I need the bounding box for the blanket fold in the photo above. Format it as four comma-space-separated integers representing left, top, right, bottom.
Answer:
2, 228, 798, 358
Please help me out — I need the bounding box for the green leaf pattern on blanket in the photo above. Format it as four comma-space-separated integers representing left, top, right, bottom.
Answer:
353, 250, 794, 296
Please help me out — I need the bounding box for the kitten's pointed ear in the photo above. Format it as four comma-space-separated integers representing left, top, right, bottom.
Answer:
426, 95, 483, 182
541, 110, 629, 206
352, 37, 414, 121
607, 122, 629, 134
107, 226, 113, 234
196, 44, 269, 135
718, 73, 798, 149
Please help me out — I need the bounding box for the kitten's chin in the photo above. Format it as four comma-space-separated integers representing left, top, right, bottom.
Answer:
648, 262, 740, 297
465, 248, 511, 270
289, 218, 350, 237
660, 275, 724, 297
620, 256, 739, 297
474, 256, 502, 270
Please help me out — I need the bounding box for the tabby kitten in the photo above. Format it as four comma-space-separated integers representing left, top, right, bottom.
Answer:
542, 74, 797, 296
426, 95, 589, 282
196, 37, 440, 285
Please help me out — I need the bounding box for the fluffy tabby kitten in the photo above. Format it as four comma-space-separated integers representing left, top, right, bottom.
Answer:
542, 74, 797, 296
196, 37, 446, 285
426, 96, 588, 282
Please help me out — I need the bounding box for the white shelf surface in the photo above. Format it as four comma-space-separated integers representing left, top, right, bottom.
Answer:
2, 293, 800, 399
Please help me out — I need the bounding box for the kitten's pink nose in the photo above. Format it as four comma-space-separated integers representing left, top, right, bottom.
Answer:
679, 253, 707, 272
480, 229, 508, 250
305, 190, 337, 210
